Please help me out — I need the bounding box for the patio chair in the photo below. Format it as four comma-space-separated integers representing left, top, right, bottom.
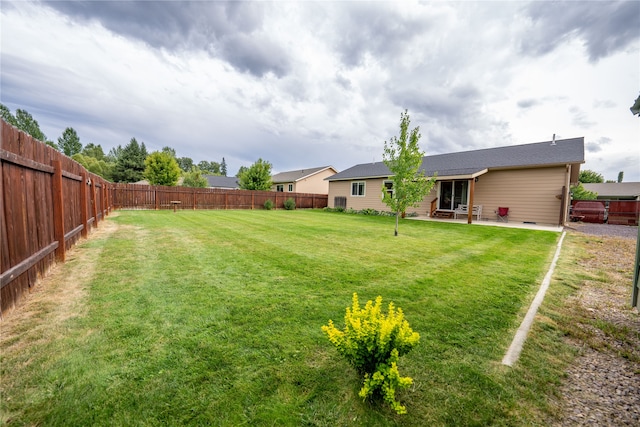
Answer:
496, 207, 509, 222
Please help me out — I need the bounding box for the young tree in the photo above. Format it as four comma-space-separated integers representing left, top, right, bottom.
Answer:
58, 127, 82, 156
579, 169, 604, 183
182, 167, 209, 188
144, 151, 181, 186
617, 171, 624, 183
382, 110, 436, 236
236, 165, 248, 177
112, 137, 148, 183
238, 158, 273, 190
221, 157, 228, 176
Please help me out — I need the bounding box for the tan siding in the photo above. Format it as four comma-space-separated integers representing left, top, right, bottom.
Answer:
328, 179, 437, 214
295, 169, 335, 193
472, 167, 568, 225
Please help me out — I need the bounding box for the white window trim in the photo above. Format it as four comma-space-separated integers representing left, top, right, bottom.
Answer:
351, 181, 366, 197
276, 184, 284, 192
288, 184, 294, 192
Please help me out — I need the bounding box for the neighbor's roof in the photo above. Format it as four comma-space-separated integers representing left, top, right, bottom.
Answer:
582, 182, 640, 198
328, 137, 585, 181
206, 175, 240, 188
271, 166, 337, 183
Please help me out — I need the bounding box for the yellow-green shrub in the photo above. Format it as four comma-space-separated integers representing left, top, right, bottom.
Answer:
321, 293, 419, 414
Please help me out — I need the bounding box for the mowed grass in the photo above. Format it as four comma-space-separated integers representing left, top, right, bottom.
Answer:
1, 210, 565, 426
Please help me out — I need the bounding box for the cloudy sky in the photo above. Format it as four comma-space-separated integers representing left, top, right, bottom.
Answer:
1, 1, 639, 180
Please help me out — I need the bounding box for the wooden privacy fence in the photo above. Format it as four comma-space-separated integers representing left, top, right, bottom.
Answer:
1, 119, 112, 316
1, 119, 329, 315
112, 184, 328, 210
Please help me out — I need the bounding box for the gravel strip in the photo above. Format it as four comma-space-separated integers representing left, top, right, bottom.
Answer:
552, 224, 639, 426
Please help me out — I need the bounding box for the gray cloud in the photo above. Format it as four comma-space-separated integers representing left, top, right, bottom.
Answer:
517, 98, 540, 109
522, 1, 640, 62
42, 0, 289, 77
330, 2, 433, 67
585, 137, 612, 153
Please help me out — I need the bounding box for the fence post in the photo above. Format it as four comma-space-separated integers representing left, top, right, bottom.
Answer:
80, 172, 89, 238
155, 188, 159, 210
193, 189, 196, 210
100, 181, 106, 220
52, 160, 66, 262
91, 178, 98, 228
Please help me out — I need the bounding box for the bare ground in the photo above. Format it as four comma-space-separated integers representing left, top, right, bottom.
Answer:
552, 224, 639, 426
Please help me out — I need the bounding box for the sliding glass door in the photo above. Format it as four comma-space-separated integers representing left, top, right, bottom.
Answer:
438, 180, 469, 210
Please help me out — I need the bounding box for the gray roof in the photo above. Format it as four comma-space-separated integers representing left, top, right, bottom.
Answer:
205, 175, 240, 188
582, 182, 640, 198
271, 166, 336, 183
328, 137, 584, 181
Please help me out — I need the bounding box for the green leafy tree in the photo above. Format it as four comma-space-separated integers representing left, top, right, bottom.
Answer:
382, 110, 436, 236
1, 103, 55, 147
579, 169, 604, 183
177, 157, 194, 172
630, 94, 640, 116
58, 127, 82, 156
112, 137, 148, 183
236, 166, 248, 177
82, 143, 106, 161
238, 158, 273, 190
1, 103, 18, 126
618, 171, 624, 183
571, 183, 598, 200
72, 153, 114, 180
198, 160, 221, 174
162, 146, 177, 158
182, 167, 209, 188
144, 151, 181, 186
221, 157, 228, 176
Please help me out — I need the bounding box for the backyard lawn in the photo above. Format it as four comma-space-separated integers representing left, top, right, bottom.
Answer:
1, 210, 570, 426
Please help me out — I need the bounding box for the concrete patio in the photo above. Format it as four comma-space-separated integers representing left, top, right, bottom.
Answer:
408, 215, 565, 232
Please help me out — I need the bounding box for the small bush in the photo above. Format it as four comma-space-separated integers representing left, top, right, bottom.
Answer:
264, 199, 274, 210
321, 293, 419, 414
284, 198, 296, 210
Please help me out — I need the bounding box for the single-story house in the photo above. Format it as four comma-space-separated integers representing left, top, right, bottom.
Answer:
582, 182, 640, 200
206, 175, 240, 189
327, 137, 585, 226
271, 166, 337, 193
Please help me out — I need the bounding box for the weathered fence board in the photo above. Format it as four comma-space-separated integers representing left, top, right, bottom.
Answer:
111, 185, 328, 211
1, 120, 111, 316
2, 118, 328, 316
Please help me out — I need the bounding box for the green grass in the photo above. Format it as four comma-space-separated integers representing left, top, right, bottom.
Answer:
2, 210, 568, 426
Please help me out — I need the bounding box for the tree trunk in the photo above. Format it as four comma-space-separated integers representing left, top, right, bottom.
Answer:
395, 211, 399, 236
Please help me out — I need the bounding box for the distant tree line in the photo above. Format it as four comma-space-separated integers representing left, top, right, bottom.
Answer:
0, 104, 249, 187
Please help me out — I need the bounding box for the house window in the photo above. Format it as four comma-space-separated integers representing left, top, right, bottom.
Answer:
276, 184, 284, 192
288, 184, 294, 192
351, 181, 365, 197
383, 180, 394, 199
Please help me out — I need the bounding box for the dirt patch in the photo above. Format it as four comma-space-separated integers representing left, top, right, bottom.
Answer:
0, 216, 120, 349
552, 229, 639, 426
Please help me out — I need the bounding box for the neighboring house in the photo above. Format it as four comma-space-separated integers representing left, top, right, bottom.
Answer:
581, 182, 640, 200
271, 166, 337, 194
327, 137, 585, 226
206, 175, 240, 189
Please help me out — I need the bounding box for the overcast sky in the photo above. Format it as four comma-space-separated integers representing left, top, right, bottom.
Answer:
1, 1, 639, 180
